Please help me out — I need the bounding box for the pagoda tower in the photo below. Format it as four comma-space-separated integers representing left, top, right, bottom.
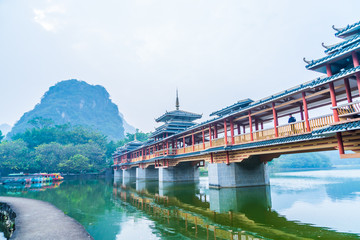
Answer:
150, 90, 202, 141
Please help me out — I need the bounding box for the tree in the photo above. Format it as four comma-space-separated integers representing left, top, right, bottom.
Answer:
58, 154, 92, 173
0, 130, 4, 142
0, 140, 32, 175
28, 117, 54, 129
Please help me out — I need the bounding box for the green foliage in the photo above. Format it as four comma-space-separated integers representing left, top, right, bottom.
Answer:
0, 130, 4, 142
0, 140, 33, 174
58, 154, 92, 173
0, 118, 150, 175
269, 152, 332, 171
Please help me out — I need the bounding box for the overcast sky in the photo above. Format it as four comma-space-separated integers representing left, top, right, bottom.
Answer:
1, 0, 360, 132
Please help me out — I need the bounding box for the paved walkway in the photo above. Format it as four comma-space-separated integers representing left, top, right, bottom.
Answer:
0, 196, 93, 240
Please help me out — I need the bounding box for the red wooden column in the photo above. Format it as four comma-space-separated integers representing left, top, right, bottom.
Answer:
352, 52, 360, 95
302, 92, 311, 132
202, 129, 205, 149
166, 141, 169, 155
230, 118, 235, 144
237, 123, 241, 135
223, 119, 228, 144
243, 125, 246, 134
183, 136, 186, 150
344, 78, 353, 103
192, 133, 195, 152
272, 103, 279, 137
326, 65, 339, 122
248, 111, 253, 141
226, 151, 230, 165
327, 64, 344, 154
214, 124, 218, 138
210, 153, 213, 163
209, 125, 212, 147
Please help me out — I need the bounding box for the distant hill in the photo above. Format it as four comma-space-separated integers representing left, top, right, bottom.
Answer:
0, 124, 12, 136
8, 79, 127, 140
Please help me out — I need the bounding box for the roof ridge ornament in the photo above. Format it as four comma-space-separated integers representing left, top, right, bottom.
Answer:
303, 57, 311, 64
321, 42, 330, 49
332, 25, 344, 32
176, 88, 180, 110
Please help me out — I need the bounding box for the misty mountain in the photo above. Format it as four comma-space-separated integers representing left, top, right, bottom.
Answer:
8, 79, 130, 140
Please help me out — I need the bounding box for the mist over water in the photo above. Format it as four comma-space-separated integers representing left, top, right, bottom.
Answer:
1, 168, 360, 239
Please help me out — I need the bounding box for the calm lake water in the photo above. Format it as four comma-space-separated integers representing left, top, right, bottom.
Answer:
1, 168, 360, 240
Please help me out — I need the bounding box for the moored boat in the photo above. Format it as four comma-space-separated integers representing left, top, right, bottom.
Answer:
1, 173, 64, 185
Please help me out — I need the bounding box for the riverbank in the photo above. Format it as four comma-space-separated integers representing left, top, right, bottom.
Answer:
0, 197, 93, 240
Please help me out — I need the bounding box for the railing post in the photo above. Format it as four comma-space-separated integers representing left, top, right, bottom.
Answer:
272, 103, 279, 137
302, 92, 311, 132
224, 119, 228, 145
248, 111, 253, 141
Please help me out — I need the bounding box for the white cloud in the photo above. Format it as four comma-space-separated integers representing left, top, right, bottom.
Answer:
33, 4, 66, 32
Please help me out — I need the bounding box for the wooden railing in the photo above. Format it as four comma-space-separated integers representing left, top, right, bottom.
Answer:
309, 114, 334, 130
124, 113, 339, 164
211, 138, 227, 147
333, 101, 360, 117
277, 121, 306, 137
253, 128, 276, 141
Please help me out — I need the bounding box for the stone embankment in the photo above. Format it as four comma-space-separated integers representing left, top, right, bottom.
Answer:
0, 197, 93, 240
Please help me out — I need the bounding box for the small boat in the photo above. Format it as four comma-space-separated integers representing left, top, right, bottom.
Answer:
2, 173, 64, 185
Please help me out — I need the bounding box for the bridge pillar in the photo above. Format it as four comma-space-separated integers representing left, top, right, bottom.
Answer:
208, 156, 269, 188
159, 162, 199, 182
123, 167, 136, 179
136, 166, 158, 180
114, 168, 123, 179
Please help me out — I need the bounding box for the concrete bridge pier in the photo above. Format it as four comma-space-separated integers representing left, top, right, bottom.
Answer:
114, 168, 123, 179
123, 167, 136, 179
136, 165, 158, 180
208, 156, 269, 188
159, 162, 199, 182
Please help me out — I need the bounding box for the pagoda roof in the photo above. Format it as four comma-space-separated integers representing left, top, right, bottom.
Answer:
210, 98, 254, 117
305, 40, 360, 71
155, 110, 202, 122
324, 34, 360, 55
335, 20, 360, 38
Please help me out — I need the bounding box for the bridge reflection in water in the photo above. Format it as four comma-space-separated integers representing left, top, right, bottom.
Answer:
113, 177, 359, 240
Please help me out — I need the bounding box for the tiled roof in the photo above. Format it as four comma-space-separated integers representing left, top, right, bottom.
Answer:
155, 110, 202, 122
335, 20, 360, 38
210, 98, 254, 117
310, 65, 360, 88
325, 34, 360, 54
312, 120, 360, 136
306, 40, 360, 69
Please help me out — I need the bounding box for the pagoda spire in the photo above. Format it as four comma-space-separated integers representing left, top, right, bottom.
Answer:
176, 89, 180, 110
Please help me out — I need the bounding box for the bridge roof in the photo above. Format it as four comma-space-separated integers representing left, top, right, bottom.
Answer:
305, 40, 360, 70
210, 98, 254, 117
325, 34, 360, 55
335, 20, 360, 38
312, 120, 360, 136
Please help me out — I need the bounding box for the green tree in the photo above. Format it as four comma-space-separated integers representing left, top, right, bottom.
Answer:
0, 130, 4, 142
0, 140, 32, 174
58, 154, 92, 173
